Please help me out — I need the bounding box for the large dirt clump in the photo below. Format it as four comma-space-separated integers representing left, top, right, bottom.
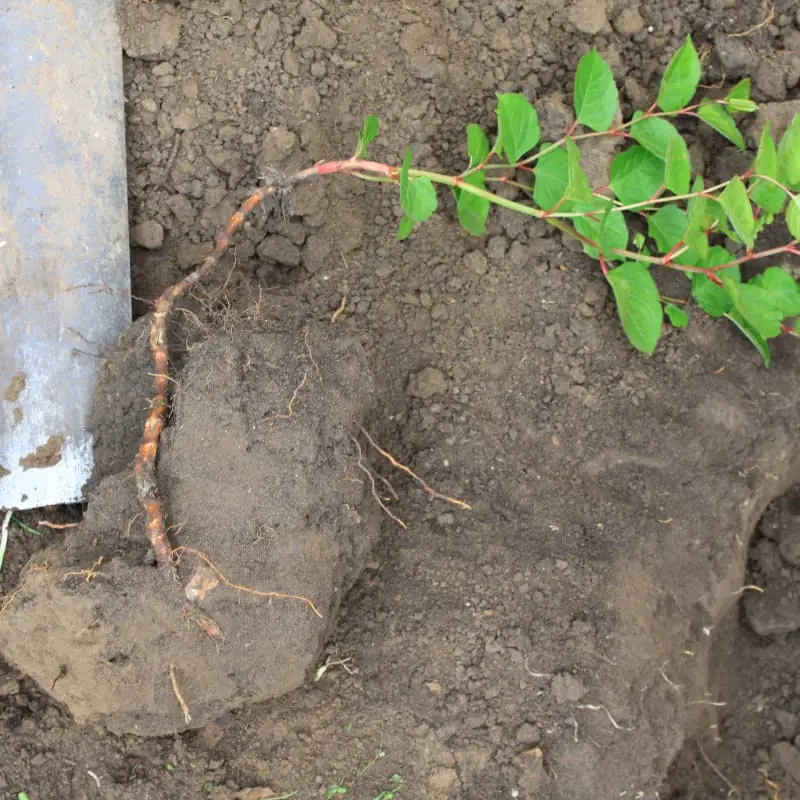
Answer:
0, 316, 381, 736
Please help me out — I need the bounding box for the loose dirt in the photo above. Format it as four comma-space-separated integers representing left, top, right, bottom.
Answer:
1, 1, 799, 798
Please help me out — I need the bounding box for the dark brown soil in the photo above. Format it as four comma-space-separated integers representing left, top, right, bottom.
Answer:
2, 1, 800, 798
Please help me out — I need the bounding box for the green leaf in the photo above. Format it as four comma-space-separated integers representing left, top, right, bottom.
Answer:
706, 198, 736, 239
725, 311, 772, 366
664, 133, 691, 195
725, 78, 751, 104
687, 175, 712, 226
693, 279, 731, 316
607, 261, 663, 355
648, 205, 687, 252
533, 144, 570, 210
495, 93, 541, 164
573, 49, 619, 132
598, 205, 628, 260
630, 114, 691, 194
399, 147, 437, 224
691, 247, 739, 317
630, 113, 680, 160
656, 36, 701, 112
573, 199, 628, 260
326, 787, 349, 799
696, 101, 745, 150
466, 123, 490, 169
457, 172, 491, 236
750, 123, 787, 214
725, 79, 757, 114
683, 227, 708, 263
786, 193, 800, 240
609, 146, 665, 205
727, 97, 757, 114
718, 176, 755, 248
665, 303, 690, 328
355, 115, 379, 157
396, 214, 415, 241
777, 113, 800, 190
565, 138, 592, 202
685, 176, 710, 261
758, 266, 800, 317
723, 277, 783, 339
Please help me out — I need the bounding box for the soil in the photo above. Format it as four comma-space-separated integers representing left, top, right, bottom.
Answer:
2, 1, 800, 799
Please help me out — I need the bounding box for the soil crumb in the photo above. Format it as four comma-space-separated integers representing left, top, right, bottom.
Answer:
18, 435, 63, 470
3, 373, 26, 403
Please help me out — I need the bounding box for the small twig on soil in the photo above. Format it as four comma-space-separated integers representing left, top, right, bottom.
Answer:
728, 0, 774, 37
567, 716, 579, 743
759, 768, 781, 800
61, 557, 106, 584
523, 658, 554, 679
687, 699, 726, 707
577, 704, 635, 732
357, 425, 472, 510
169, 663, 192, 725
350, 436, 407, 529
50, 665, 67, 690
331, 295, 347, 323
375, 472, 399, 501
0, 510, 12, 574
151, 132, 182, 195
727, 584, 764, 596
124, 513, 142, 539
657, 662, 683, 691
303, 328, 322, 383
696, 738, 741, 797
314, 655, 355, 681
36, 520, 77, 530
183, 603, 225, 643
86, 771, 102, 790
276, 372, 309, 420
174, 546, 322, 618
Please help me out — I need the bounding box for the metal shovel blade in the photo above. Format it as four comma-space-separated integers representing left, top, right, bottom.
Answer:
0, 2, 132, 510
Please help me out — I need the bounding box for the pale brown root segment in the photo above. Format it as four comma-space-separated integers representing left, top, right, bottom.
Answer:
132, 158, 404, 616
135, 185, 276, 578
133, 161, 380, 579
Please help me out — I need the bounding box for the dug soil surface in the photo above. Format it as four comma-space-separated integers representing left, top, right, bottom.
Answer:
2, 1, 800, 798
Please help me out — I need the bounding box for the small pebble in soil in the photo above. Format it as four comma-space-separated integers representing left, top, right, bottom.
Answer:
550, 673, 586, 704
408, 366, 447, 399
131, 220, 165, 250
771, 741, 800, 783
260, 126, 297, 165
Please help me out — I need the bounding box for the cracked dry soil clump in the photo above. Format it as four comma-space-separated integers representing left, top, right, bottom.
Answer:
1, 1, 800, 799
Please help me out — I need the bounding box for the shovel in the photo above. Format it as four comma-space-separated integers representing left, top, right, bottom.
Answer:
0, 1, 131, 510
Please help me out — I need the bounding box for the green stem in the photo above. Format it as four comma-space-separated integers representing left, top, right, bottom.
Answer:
750, 172, 795, 196
409, 168, 545, 219
547, 181, 730, 217
510, 104, 702, 170
342, 158, 797, 284
11, 516, 42, 536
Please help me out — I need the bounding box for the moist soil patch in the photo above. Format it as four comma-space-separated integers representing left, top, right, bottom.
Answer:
2, 1, 800, 798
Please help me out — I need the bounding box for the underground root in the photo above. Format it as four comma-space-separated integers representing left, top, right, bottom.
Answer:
134, 155, 397, 581
174, 546, 322, 618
